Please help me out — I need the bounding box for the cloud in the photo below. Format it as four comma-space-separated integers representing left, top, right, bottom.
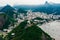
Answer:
0, 0, 45, 6
0, 0, 60, 6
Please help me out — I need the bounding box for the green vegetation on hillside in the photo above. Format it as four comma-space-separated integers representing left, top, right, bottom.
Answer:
0, 35, 4, 40
4, 20, 52, 40
0, 13, 16, 30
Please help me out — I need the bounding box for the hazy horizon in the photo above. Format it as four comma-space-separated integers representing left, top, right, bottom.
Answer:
0, 0, 60, 6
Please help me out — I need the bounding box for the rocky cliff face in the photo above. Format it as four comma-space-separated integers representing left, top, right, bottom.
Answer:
0, 16, 5, 27
0, 13, 7, 29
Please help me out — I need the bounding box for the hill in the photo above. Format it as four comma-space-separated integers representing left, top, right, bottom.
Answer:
4, 20, 52, 40
0, 5, 17, 18
14, 2, 60, 15
0, 13, 16, 30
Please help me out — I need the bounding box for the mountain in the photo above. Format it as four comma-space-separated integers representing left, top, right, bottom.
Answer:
0, 7, 3, 11
18, 8, 27, 13
0, 13, 16, 30
14, 2, 60, 15
13, 5, 40, 10
0, 5, 17, 30
33, 2, 60, 15
34, 2, 60, 15
4, 20, 52, 40
0, 5, 15, 12
0, 13, 6, 29
0, 5, 16, 17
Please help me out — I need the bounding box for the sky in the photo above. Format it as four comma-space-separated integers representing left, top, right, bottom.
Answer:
0, 0, 60, 6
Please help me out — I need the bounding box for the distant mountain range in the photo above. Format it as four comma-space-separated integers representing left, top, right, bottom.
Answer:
0, 7, 2, 10
14, 1, 60, 15
0, 1, 60, 15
